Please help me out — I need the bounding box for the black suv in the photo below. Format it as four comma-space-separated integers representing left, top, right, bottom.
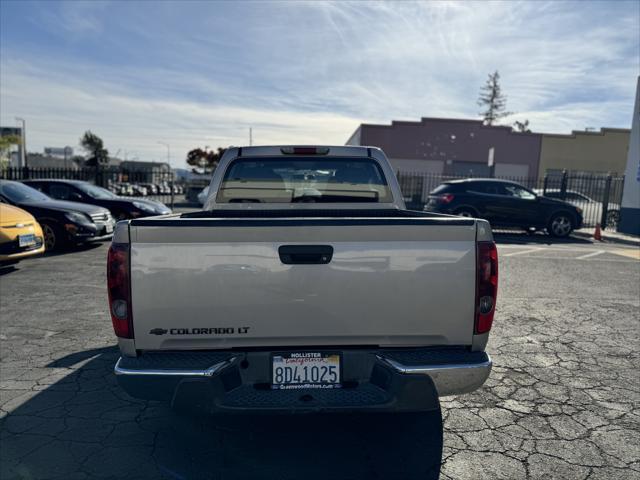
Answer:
424, 179, 583, 237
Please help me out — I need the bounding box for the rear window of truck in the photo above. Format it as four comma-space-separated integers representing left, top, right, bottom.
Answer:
217, 157, 393, 204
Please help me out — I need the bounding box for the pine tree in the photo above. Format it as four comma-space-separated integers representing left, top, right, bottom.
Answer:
478, 71, 512, 126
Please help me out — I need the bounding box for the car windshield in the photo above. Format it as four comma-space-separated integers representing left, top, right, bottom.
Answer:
0, 181, 51, 203
217, 157, 393, 203
76, 183, 117, 199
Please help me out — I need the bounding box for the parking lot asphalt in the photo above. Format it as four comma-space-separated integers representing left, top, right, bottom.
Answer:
1, 234, 639, 479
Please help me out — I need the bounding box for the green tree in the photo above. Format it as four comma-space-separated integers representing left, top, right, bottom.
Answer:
478, 71, 512, 126
0, 134, 21, 169
513, 120, 531, 133
80, 131, 109, 166
186, 147, 226, 171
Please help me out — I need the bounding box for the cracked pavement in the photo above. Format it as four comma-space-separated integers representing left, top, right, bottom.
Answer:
1, 237, 639, 479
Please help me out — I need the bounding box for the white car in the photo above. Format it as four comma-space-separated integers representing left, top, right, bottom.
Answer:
534, 189, 620, 227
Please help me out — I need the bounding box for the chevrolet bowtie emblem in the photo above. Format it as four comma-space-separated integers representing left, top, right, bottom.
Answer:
149, 328, 168, 335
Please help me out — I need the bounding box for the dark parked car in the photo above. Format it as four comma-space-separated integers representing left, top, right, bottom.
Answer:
424, 179, 583, 237
23, 180, 171, 220
0, 180, 115, 250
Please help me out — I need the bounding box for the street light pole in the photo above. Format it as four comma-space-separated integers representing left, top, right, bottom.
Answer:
157, 141, 173, 209
157, 141, 171, 165
15, 117, 26, 168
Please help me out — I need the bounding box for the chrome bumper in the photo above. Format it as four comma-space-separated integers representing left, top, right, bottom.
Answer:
114, 351, 492, 397
377, 354, 492, 396
114, 356, 237, 377
113, 348, 492, 409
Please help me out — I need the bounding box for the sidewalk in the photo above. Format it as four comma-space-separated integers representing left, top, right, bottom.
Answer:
573, 227, 640, 247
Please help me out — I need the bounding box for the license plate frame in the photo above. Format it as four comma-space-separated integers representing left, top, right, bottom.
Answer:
18, 234, 36, 247
271, 352, 342, 390
105, 223, 114, 234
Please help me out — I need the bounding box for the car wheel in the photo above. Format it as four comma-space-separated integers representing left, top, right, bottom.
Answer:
606, 210, 620, 228
42, 223, 61, 251
547, 212, 574, 238
453, 208, 477, 218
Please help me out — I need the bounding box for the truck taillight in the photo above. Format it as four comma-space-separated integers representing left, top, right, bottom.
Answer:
107, 243, 133, 338
475, 241, 498, 334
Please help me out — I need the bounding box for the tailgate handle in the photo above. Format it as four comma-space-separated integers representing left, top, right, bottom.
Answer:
278, 245, 333, 265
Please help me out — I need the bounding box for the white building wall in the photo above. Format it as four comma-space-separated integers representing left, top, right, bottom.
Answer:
618, 77, 640, 235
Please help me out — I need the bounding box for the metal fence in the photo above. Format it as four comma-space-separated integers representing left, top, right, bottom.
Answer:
1, 166, 180, 208
396, 170, 625, 230
0, 166, 626, 229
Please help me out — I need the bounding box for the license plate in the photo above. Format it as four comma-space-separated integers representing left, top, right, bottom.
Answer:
105, 223, 114, 233
272, 352, 341, 389
18, 234, 36, 247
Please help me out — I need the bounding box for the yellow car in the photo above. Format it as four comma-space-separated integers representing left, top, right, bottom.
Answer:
0, 203, 45, 265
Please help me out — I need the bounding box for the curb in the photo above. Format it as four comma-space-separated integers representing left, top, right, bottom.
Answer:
572, 230, 640, 247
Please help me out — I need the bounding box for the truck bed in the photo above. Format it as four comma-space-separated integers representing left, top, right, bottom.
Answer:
127, 210, 479, 351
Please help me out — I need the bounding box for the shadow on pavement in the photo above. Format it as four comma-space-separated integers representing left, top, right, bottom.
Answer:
41, 241, 105, 259
1, 347, 443, 480
0, 265, 18, 276
0, 242, 104, 275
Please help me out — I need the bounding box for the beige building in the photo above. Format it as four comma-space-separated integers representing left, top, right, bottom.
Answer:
539, 128, 630, 177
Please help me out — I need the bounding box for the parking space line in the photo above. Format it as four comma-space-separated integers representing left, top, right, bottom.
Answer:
576, 250, 605, 260
610, 249, 640, 260
502, 248, 542, 257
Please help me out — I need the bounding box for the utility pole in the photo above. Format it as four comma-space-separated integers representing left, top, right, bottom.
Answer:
64, 146, 71, 169
15, 117, 26, 168
157, 141, 174, 209
157, 141, 171, 165
249, 127, 253, 146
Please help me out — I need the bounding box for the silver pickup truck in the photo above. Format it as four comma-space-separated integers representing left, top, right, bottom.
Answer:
108, 145, 497, 413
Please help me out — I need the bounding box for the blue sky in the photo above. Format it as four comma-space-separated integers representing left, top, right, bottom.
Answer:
1, 0, 638, 166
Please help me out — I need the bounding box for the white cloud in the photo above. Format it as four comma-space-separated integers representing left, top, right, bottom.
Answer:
1, 1, 637, 165
0, 60, 362, 165
38, 1, 109, 36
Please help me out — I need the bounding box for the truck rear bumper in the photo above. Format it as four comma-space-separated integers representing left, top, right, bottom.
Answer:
114, 348, 491, 413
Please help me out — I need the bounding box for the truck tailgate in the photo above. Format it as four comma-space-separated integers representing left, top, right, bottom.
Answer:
129, 217, 477, 350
